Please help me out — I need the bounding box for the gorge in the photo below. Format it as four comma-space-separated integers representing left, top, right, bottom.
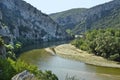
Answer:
0, 0, 120, 80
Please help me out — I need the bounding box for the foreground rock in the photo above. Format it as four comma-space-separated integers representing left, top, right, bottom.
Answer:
12, 70, 36, 80
54, 44, 120, 68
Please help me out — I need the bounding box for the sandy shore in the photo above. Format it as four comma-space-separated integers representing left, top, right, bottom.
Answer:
49, 44, 120, 68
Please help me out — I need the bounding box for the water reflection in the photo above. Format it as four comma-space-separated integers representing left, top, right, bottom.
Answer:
20, 51, 120, 80
20, 41, 70, 53
19, 41, 120, 80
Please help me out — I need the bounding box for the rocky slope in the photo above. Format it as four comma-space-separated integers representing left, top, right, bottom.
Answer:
50, 8, 87, 30
73, 0, 120, 34
50, 0, 120, 34
0, 0, 66, 44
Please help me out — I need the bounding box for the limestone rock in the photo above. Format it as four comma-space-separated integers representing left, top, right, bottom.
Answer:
12, 70, 36, 80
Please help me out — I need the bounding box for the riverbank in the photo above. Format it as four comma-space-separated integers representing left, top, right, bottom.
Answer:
48, 44, 120, 68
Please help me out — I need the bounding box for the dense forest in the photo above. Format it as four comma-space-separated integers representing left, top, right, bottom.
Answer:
72, 28, 120, 61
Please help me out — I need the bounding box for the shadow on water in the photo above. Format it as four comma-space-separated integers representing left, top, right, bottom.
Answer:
17, 40, 70, 57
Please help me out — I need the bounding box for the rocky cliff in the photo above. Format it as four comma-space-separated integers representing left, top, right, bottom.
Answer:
0, 0, 66, 44
50, 0, 120, 34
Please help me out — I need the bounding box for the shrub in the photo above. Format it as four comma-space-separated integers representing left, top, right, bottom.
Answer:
0, 58, 58, 80
109, 54, 120, 61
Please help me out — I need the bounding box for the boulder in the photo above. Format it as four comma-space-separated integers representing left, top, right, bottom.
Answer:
12, 70, 36, 80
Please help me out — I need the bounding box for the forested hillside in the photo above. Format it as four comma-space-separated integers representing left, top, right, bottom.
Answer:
72, 28, 120, 61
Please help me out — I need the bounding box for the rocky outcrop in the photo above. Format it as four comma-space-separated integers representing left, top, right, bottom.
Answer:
0, 0, 66, 43
12, 70, 36, 80
0, 45, 6, 59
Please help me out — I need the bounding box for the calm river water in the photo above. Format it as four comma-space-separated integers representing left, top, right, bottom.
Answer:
19, 42, 120, 80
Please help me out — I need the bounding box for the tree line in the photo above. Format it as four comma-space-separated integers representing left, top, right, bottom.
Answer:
72, 28, 120, 61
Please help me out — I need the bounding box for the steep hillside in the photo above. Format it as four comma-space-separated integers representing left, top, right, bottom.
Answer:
0, 0, 66, 44
50, 0, 120, 34
73, 0, 120, 34
50, 8, 87, 30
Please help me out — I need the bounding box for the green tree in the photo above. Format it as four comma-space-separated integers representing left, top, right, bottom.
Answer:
72, 28, 120, 61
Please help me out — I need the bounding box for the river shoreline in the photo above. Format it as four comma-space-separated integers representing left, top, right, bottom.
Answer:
46, 44, 120, 68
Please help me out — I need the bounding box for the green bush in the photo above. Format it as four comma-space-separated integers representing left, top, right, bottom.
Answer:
0, 58, 16, 80
0, 58, 58, 80
72, 28, 120, 61
5, 44, 16, 60
109, 54, 120, 61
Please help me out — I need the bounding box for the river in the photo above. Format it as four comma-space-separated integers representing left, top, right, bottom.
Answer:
19, 42, 120, 80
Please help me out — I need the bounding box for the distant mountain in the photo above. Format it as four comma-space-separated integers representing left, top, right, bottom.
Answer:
50, 0, 120, 34
50, 8, 87, 30
0, 0, 66, 44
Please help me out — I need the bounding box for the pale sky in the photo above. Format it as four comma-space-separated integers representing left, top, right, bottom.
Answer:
24, 0, 113, 14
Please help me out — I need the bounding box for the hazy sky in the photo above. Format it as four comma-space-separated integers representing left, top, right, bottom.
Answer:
24, 0, 113, 14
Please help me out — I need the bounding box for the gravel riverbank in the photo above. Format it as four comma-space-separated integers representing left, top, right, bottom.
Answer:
47, 44, 120, 68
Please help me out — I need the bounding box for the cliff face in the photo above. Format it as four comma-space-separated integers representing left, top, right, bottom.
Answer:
50, 0, 120, 34
0, 0, 66, 43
